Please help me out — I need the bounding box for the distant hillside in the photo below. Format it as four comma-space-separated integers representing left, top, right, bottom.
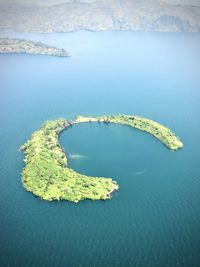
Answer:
0, 0, 200, 33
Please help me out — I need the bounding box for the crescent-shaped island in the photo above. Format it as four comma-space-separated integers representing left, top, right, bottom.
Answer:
20, 115, 183, 203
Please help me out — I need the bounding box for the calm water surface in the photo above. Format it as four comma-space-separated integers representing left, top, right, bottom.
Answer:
0, 31, 200, 267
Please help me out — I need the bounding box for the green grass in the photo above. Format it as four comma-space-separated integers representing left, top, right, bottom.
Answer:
21, 115, 183, 203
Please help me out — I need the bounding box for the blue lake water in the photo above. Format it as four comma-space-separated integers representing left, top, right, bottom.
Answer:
0, 31, 200, 267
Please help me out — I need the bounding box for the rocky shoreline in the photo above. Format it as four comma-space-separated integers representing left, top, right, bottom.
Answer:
0, 38, 70, 57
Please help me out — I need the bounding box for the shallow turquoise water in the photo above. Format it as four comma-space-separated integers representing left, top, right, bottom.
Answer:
0, 31, 200, 267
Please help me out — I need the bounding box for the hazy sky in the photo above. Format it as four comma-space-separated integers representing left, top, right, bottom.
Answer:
0, 0, 95, 5
0, 0, 200, 6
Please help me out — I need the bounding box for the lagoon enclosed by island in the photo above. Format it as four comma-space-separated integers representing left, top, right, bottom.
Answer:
21, 115, 183, 203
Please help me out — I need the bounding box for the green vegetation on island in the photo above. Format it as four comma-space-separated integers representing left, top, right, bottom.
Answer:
0, 38, 69, 57
75, 115, 183, 151
21, 115, 183, 203
21, 118, 118, 203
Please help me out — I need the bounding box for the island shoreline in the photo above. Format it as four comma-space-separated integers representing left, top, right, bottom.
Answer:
20, 115, 183, 203
0, 37, 70, 57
